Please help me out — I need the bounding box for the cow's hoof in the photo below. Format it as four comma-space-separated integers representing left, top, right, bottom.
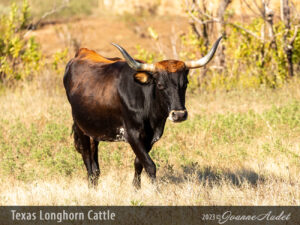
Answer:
132, 179, 141, 190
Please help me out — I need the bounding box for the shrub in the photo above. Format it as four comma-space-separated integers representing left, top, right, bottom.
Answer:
0, 0, 42, 84
138, 3, 300, 92
179, 16, 300, 91
52, 48, 69, 74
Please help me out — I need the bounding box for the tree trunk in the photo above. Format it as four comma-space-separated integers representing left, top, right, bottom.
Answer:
188, 0, 212, 88
281, 0, 294, 77
264, 2, 277, 51
216, 0, 232, 69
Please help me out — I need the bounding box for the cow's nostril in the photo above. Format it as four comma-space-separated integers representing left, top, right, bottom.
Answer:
171, 111, 177, 120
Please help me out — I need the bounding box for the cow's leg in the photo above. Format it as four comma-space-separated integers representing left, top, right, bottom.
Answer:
128, 131, 156, 186
133, 140, 154, 189
73, 123, 99, 188
137, 149, 156, 183
133, 157, 143, 189
90, 138, 100, 186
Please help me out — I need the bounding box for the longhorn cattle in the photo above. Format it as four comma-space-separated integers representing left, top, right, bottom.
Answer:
63, 37, 222, 188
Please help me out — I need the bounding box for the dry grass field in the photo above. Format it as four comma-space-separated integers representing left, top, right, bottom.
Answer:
0, 73, 299, 205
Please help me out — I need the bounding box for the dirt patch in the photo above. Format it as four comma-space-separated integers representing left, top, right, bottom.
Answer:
30, 15, 190, 59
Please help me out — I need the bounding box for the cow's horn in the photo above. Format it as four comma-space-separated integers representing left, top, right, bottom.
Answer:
185, 36, 223, 69
112, 43, 156, 72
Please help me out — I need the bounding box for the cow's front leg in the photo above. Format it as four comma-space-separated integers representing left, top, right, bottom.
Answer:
127, 130, 156, 187
133, 157, 143, 189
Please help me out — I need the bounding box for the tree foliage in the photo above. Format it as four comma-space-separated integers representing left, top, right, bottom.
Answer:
181, 1, 300, 91
0, 0, 42, 84
137, 1, 300, 91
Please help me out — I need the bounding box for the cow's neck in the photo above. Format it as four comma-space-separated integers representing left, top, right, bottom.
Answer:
148, 87, 169, 125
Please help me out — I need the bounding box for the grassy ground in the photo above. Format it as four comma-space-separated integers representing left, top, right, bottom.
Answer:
0, 73, 299, 205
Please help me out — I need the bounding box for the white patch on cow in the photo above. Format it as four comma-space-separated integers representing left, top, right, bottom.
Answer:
168, 111, 174, 122
168, 115, 174, 121
115, 127, 127, 142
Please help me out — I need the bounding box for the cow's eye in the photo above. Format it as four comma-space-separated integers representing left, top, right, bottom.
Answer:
157, 83, 165, 90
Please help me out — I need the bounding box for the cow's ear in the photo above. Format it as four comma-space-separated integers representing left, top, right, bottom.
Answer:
134, 72, 151, 84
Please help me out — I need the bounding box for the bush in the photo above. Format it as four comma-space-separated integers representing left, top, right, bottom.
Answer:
179, 17, 300, 91
0, 0, 42, 84
138, 4, 300, 92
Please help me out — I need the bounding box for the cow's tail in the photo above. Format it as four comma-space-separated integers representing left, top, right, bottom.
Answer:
70, 123, 74, 136
72, 123, 82, 153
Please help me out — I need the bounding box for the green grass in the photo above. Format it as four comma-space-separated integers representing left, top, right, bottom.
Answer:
0, 118, 82, 181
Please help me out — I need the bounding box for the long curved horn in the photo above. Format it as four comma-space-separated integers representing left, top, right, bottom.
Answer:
185, 36, 223, 69
111, 43, 156, 72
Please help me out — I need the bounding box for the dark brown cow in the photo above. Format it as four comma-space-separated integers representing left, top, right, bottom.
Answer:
63, 37, 222, 188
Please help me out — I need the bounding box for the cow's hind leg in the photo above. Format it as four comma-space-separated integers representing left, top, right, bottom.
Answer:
73, 123, 100, 188
90, 137, 100, 186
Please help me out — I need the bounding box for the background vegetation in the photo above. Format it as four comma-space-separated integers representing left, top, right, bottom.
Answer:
134, 0, 300, 91
0, 0, 299, 205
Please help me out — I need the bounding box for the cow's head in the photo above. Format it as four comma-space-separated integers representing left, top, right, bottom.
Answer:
112, 37, 222, 123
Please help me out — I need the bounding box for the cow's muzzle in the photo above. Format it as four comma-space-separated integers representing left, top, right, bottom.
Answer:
168, 110, 188, 123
